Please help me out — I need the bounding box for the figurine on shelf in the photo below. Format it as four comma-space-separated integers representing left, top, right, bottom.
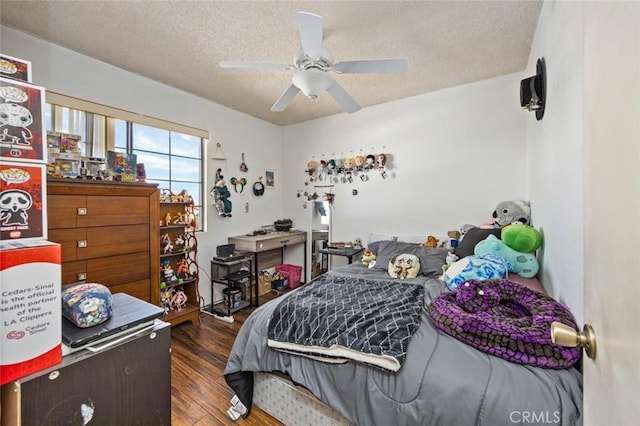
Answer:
160, 189, 172, 203
170, 287, 188, 312
173, 212, 185, 224
173, 234, 185, 251
161, 259, 178, 283
175, 258, 191, 280
164, 212, 172, 226
161, 233, 174, 254
185, 205, 197, 228
160, 287, 175, 314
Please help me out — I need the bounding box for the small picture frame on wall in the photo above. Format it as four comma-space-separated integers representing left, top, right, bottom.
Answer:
265, 170, 275, 189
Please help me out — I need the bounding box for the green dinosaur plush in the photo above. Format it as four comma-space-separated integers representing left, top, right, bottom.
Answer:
501, 224, 542, 253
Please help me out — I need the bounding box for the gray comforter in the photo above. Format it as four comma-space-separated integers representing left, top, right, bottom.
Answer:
224, 265, 583, 425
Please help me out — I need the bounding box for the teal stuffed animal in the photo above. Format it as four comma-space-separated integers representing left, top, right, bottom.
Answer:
501, 224, 542, 253
475, 234, 539, 278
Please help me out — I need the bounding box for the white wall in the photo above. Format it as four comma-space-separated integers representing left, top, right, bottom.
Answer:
0, 26, 285, 305
282, 74, 528, 266
525, 1, 584, 323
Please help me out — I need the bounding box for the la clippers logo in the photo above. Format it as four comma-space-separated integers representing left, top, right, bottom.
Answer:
6, 330, 26, 339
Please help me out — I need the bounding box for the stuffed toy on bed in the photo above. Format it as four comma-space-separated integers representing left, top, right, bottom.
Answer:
475, 234, 539, 278
491, 199, 531, 227
461, 200, 532, 235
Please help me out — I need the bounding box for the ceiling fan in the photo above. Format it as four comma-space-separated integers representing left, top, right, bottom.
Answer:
219, 11, 408, 113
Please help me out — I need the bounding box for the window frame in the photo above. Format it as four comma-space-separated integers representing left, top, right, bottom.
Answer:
45, 92, 208, 232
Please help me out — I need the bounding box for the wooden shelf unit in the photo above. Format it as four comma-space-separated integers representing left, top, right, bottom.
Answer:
159, 197, 200, 326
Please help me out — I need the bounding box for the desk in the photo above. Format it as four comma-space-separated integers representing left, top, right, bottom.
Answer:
320, 247, 365, 273
228, 230, 307, 300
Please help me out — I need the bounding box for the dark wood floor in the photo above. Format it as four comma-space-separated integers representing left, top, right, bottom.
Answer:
169, 293, 284, 426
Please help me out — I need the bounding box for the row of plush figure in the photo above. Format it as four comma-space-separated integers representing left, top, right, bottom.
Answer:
305, 153, 389, 182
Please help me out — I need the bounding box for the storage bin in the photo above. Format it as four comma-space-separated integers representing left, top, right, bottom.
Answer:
222, 286, 242, 309
276, 264, 303, 289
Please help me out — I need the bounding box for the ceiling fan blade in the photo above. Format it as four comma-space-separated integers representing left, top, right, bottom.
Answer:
271, 84, 300, 112
219, 61, 292, 70
296, 11, 323, 60
326, 82, 361, 113
333, 58, 408, 74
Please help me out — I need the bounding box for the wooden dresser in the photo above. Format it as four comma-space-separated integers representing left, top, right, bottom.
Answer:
46, 178, 160, 305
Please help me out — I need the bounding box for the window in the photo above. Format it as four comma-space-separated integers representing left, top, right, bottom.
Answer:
126, 122, 203, 230
44, 94, 207, 231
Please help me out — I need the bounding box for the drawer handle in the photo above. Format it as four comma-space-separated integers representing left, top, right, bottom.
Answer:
77, 240, 87, 248
77, 208, 87, 216
280, 239, 289, 244
77, 273, 87, 281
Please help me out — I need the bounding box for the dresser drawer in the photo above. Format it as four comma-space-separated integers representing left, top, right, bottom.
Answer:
61, 252, 150, 287
257, 232, 306, 251
105, 279, 151, 302
48, 195, 150, 229
49, 224, 150, 261
79, 196, 149, 227
48, 195, 86, 229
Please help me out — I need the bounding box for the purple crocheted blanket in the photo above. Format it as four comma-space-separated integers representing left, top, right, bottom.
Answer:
427, 279, 581, 369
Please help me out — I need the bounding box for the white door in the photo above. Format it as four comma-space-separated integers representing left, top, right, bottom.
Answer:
583, 2, 640, 424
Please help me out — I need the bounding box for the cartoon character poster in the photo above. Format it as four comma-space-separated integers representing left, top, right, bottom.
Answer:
0, 77, 45, 162
0, 161, 46, 242
0, 54, 32, 83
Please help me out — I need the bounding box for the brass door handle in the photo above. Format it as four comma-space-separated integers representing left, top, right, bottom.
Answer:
551, 322, 597, 360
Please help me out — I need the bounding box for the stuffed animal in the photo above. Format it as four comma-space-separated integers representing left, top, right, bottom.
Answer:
443, 253, 510, 290
461, 200, 532, 235
211, 179, 232, 217
423, 235, 439, 248
361, 249, 377, 268
388, 253, 420, 279
446, 230, 461, 249
492, 200, 531, 227
474, 234, 539, 278
501, 223, 542, 253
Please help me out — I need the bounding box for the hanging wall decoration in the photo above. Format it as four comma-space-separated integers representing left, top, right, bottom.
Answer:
253, 177, 265, 196
240, 153, 248, 172
211, 168, 232, 217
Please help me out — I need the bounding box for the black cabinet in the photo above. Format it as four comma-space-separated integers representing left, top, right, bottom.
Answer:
1, 321, 171, 425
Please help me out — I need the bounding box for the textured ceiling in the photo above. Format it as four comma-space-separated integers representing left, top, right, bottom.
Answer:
1, 1, 542, 126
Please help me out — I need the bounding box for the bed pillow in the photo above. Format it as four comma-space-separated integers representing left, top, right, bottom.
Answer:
374, 241, 448, 278
454, 227, 502, 259
388, 253, 421, 279
367, 240, 391, 255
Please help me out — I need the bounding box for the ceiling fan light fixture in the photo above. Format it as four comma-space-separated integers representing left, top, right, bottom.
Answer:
292, 69, 334, 100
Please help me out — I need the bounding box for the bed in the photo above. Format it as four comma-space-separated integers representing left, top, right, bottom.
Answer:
224, 240, 583, 425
